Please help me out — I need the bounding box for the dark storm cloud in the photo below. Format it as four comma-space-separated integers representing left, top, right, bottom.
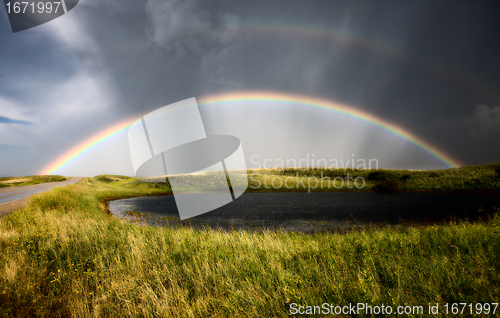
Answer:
73, 0, 500, 110
2, 0, 500, 176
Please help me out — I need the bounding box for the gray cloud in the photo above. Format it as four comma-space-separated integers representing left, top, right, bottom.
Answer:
145, 0, 239, 55
468, 105, 500, 135
146, 0, 212, 54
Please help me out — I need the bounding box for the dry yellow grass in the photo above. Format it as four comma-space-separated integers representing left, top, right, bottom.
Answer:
0, 178, 31, 184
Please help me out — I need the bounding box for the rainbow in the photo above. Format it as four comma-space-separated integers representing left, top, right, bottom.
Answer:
219, 23, 500, 102
40, 118, 135, 175
40, 91, 462, 175
198, 91, 462, 168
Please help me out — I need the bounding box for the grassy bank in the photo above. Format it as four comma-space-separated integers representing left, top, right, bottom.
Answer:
114, 162, 500, 194
247, 162, 500, 192
0, 176, 499, 317
0, 175, 68, 188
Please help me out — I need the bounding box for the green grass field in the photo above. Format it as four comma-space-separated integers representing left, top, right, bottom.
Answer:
0, 175, 68, 188
0, 165, 499, 317
247, 162, 500, 192
101, 163, 500, 194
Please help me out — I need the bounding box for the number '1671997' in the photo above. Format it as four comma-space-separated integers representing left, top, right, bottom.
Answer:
5, 1, 61, 14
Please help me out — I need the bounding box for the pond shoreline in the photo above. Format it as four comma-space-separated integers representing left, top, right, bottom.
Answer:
105, 191, 500, 234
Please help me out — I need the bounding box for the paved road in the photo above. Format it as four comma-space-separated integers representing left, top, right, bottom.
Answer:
0, 177, 82, 217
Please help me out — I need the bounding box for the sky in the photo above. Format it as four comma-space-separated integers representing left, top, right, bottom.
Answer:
1, 0, 499, 177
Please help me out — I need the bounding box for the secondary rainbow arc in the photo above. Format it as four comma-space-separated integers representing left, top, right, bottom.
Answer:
215, 22, 500, 102
40, 91, 461, 175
